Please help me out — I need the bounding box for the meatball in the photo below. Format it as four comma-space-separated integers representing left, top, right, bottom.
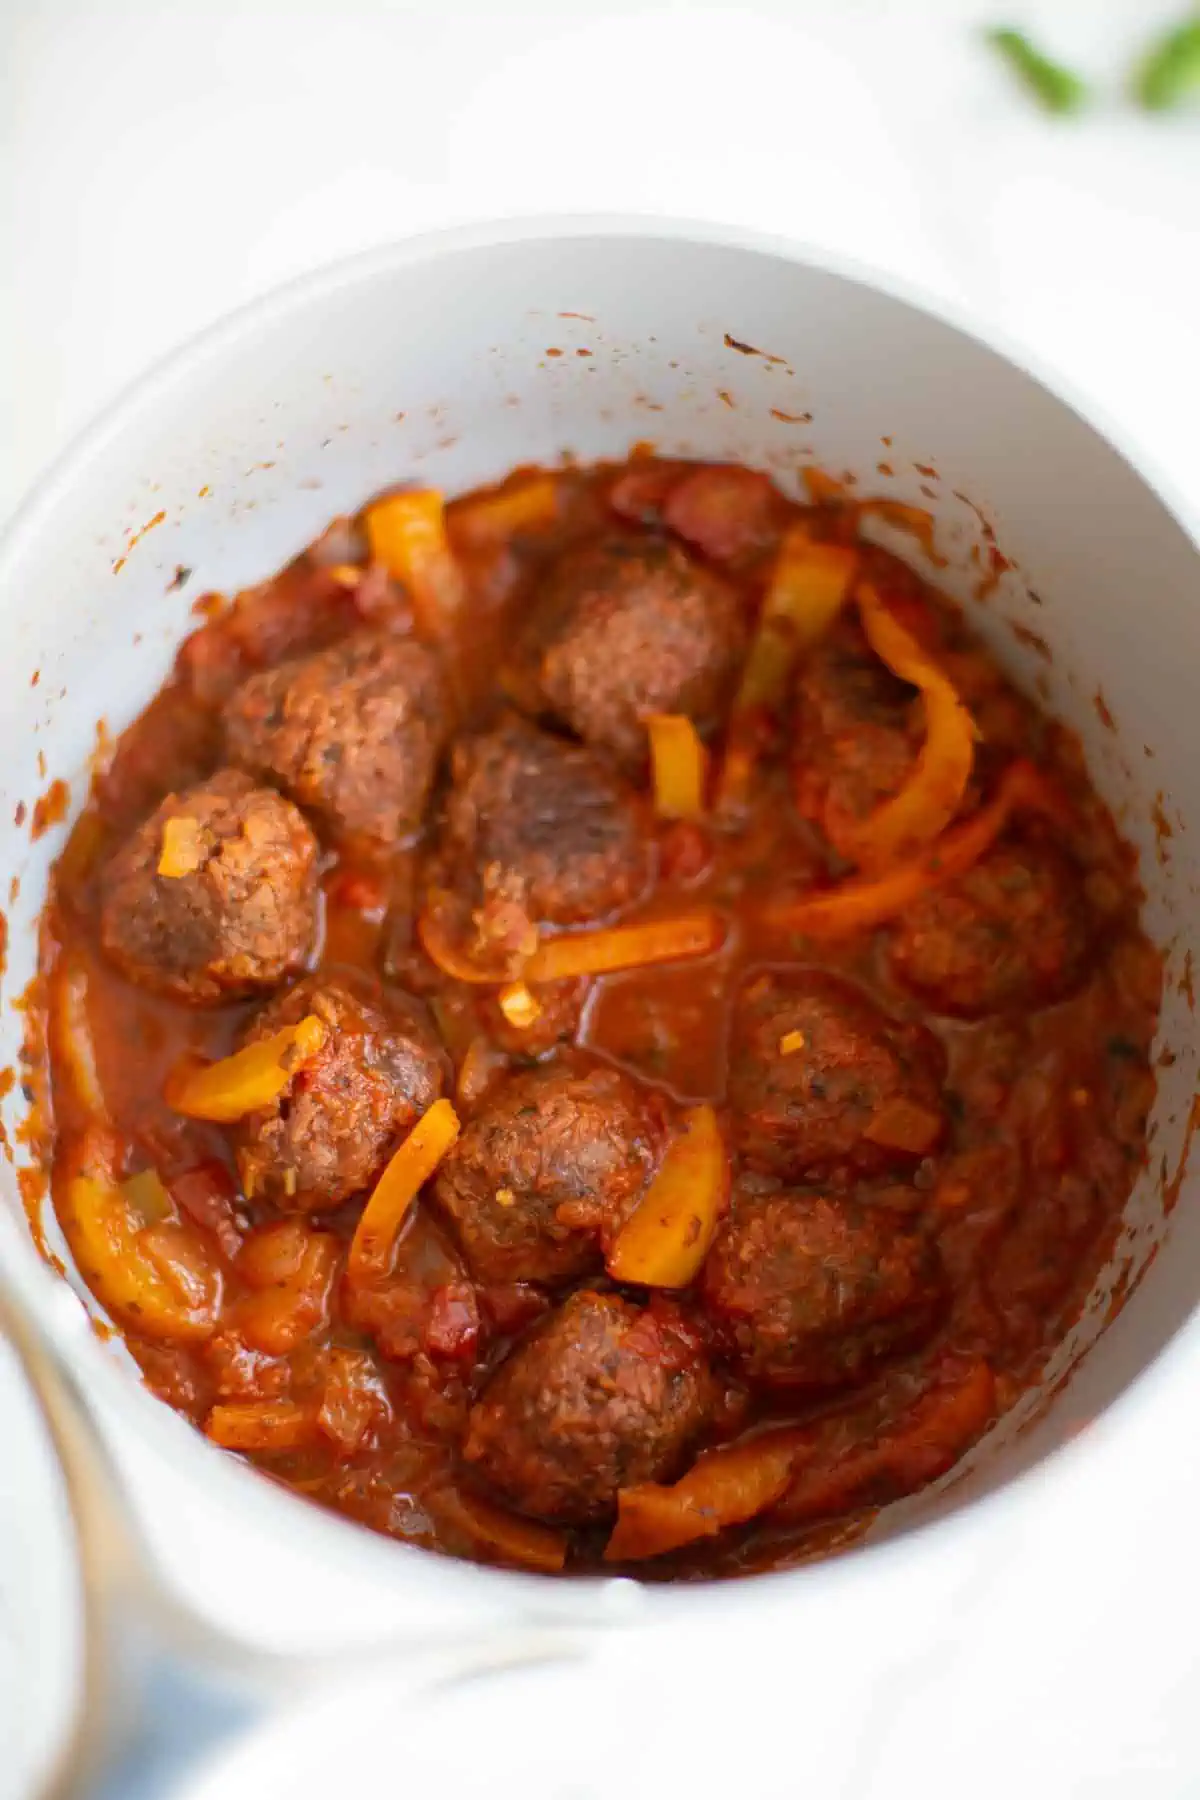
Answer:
464, 1289, 712, 1523
792, 614, 924, 857
730, 972, 945, 1180
512, 534, 746, 767
435, 1062, 665, 1285
99, 770, 318, 1003
431, 715, 650, 967
886, 842, 1090, 1018
225, 629, 449, 844
702, 1192, 946, 1390
234, 969, 447, 1211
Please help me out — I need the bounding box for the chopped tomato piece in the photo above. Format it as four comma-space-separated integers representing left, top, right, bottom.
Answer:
317, 1347, 392, 1457
662, 465, 779, 562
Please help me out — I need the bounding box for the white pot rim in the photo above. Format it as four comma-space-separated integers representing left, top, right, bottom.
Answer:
4, 209, 1198, 1632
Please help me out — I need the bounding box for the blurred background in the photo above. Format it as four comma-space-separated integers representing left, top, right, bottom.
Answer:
3, 0, 1199, 522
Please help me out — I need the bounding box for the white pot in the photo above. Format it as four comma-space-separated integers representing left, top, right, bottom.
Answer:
3, 218, 1199, 1796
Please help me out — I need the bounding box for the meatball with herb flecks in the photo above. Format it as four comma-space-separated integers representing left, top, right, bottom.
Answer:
225, 629, 449, 845
511, 535, 746, 767
234, 969, 447, 1211
99, 769, 318, 1003
702, 1191, 946, 1391
730, 972, 945, 1180
464, 1289, 711, 1523
428, 713, 650, 972
435, 1061, 666, 1285
886, 841, 1090, 1017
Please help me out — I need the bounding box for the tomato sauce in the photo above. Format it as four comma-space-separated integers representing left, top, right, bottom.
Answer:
34, 457, 1161, 1577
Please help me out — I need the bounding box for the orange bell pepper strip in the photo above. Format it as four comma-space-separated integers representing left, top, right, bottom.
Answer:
206, 1400, 316, 1453
605, 1429, 806, 1561
647, 714, 708, 820
450, 475, 559, 547
759, 758, 1066, 940
860, 499, 947, 568
833, 581, 976, 870
60, 1148, 223, 1344
606, 1105, 727, 1288
524, 910, 724, 983
166, 1015, 327, 1123
363, 489, 465, 638
444, 1488, 568, 1574
716, 533, 858, 815
347, 1098, 461, 1282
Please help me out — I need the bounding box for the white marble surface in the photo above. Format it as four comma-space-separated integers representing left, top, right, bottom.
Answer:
2, 0, 1199, 1792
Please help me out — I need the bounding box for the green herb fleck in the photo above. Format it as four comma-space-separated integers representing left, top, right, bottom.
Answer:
1133, 16, 1200, 110
986, 27, 1090, 113
1106, 1034, 1141, 1062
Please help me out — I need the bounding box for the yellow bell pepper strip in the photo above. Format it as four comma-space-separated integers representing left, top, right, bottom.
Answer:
450, 475, 559, 547
49, 956, 109, 1123
443, 1488, 568, 1574
206, 1400, 316, 1454
157, 815, 207, 878
716, 534, 858, 816
647, 714, 708, 821
496, 980, 542, 1030
348, 1098, 461, 1282
60, 1143, 222, 1343
758, 759, 1066, 940
606, 1105, 727, 1288
834, 581, 976, 870
605, 1429, 806, 1561
235, 1225, 340, 1355
363, 489, 465, 639
524, 909, 724, 984
166, 1015, 327, 1123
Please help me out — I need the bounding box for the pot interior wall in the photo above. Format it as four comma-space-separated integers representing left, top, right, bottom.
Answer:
2, 228, 1196, 1547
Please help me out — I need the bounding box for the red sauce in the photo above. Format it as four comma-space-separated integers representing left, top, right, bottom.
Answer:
32, 457, 1161, 1578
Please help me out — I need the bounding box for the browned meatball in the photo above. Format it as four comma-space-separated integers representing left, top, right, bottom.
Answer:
886, 842, 1090, 1017
464, 1289, 712, 1523
435, 1062, 665, 1285
431, 715, 650, 968
702, 1192, 946, 1390
99, 770, 318, 1003
512, 534, 746, 767
730, 973, 945, 1180
234, 969, 447, 1211
792, 613, 923, 857
225, 630, 449, 845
